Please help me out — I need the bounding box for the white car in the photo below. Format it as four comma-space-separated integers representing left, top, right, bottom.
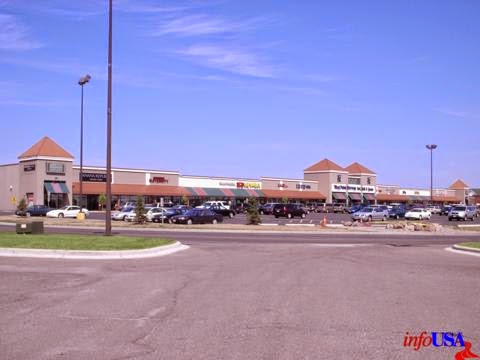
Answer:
145, 207, 167, 222
196, 201, 230, 210
111, 206, 135, 221
46, 206, 89, 218
405, 208, 431, 220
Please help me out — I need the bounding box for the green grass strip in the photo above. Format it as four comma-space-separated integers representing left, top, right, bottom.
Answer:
0, 232, 174, 251
458, 242, 480, 249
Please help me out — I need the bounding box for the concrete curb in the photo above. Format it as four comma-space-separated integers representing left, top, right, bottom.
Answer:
452, 244, 480, 253
0, 221, 477, 236
0, 241, 189, 260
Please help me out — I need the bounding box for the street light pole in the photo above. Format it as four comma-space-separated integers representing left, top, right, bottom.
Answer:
78, 74, 91, 212
105, 0, 113, 236
425, 144, 438, 204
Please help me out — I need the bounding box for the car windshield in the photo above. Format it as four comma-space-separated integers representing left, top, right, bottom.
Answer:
453, 206, 466, 211
59, 206, 69, 210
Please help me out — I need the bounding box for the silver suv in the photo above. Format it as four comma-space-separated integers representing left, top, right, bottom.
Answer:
448, 205, 476, 221
352, 207, 389, 221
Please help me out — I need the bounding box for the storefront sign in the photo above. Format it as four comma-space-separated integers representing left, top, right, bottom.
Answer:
24, 164, 35, 172
237, 181, 261, 189
46, 162, 65, 175
219, 181, 236, 187
82, 173, 107, 182
149, 176, 169, 184
332, 184, 375, 193
277, 183, 288, 189
296, 184, 311, 190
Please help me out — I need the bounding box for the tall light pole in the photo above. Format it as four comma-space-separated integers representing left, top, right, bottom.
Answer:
105, 0, 113, 235
78, 74, 91, 212
426, 144, 438, 204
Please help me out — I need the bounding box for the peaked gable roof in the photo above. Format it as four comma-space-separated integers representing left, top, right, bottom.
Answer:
18, 136, 74, 159
345, 162, 376, 175
448, 179, 469, 190
304, 158, 346, 172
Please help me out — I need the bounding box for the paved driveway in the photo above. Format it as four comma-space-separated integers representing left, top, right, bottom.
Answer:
1, 237, 479, 359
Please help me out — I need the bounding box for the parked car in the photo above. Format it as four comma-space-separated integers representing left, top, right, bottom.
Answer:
151, 207, 190, 223
426, 205, 442, 215
208, 205, 236, 218
170, 209, 223, 225
448, 205, 476, 221
15, 205, 51, 217
388, 206, 406, 219
352, 207, 389, 221
346, 204, 365, 214
259, 203, 279, 215
111, 206, 135, 221
404, 208, 431, 220
440, 205, 452, 216
196, 201, 230, 210
46, 206, 89, 218
145, 207, 167, 222
332, 203, 346, 213
273, 203, 307, 219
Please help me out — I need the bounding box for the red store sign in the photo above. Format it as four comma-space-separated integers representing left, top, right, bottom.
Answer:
150, 176, 169, 184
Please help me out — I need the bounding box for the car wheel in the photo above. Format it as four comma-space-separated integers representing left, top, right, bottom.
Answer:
287, 213, 292, 219
123, 216, 127, 221
260, 211, 264, 215
448, 218, 452, 221
368, 216, 372, 222
187, 219, 193, 225
301, 213, 306, 218
274, 215, 279, 218
396, 215, 400, 220
58, 213, 64, 218
26, 212, 31, 217
168, 219, 173, 224
229, 212, 234, 218
419, 215, 422, 220
382, 215, 386, 221
212, 219, 218, 224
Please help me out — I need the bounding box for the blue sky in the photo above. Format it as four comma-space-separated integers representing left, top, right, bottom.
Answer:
0, 0, 479, 188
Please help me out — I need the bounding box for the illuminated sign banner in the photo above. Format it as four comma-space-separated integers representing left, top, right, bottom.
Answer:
237, 182, 261, 189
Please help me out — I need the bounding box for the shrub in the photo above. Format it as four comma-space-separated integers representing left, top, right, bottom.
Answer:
246, 197, 261, 225
17, 198, 27, 212
135, 195, 146, 224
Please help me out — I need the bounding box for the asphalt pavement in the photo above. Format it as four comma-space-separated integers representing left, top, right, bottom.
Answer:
0, 236, 479, 359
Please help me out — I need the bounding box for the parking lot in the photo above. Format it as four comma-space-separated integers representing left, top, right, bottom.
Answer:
86, 210, 480, 227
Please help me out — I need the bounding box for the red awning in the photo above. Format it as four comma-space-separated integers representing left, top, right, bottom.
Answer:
72, 182, 190, 196
262, 189, 326, 200
332, 192, 347, 200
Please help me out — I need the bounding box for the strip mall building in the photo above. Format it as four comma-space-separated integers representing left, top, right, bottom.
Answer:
0, 137, 478, 210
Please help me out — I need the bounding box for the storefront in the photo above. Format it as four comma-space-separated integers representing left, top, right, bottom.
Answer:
0, 136, 471, 211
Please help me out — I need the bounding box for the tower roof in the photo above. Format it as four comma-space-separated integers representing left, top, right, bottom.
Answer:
448, 179, 469, 190
18, 136, 74, 160
345, 162, 376, 175
304, 159, 346, 172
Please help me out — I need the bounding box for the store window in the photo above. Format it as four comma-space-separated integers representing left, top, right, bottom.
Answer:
337, 175, 342, 183
348, 177, 360, 185
367, 177, 371, 185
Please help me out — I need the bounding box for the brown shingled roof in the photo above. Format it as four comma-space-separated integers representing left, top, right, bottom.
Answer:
345, 162, 376, 175
18, 136, 74, 159
304, 158, 345, 172
448, 179, 469, 190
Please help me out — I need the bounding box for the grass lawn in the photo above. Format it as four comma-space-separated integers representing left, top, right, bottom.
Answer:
0, 232, 175, 251
458, 242, 480, 249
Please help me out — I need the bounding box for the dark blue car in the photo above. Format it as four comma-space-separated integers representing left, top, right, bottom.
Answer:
389, 206, 406, 219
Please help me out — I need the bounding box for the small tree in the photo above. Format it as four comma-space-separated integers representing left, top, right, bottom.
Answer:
98, 193, 106, 210
282, 196, 289, 204
246, 197, 261, 225
17, 198, 27, 212
181, 194, 189, 206
135, 195, 146, 224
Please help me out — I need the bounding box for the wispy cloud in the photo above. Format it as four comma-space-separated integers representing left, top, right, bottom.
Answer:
176, 44, 275, 78
434, 108, 470, 118
151, 14, 270, 37
0, 14, 42, 50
